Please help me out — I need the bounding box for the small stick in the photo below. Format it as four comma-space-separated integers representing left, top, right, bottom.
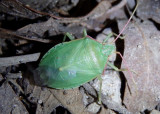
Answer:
6, 72, 22, 79
0, 53, 40, 67
0, 28, 52, 43
107, 0, 127, 15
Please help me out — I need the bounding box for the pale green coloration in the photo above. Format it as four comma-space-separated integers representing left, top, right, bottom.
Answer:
38, 0, 139, 104
38, 32, 116, 89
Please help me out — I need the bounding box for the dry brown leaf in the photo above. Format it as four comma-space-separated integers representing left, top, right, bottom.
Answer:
50, 88, 90, 114
137, 0, 160, 23
0, 74, 29, 114
35, 87, 60, 114
16, 1, 127, 38
0, 0, 41, 19
17, 18, 61, 37
17, 17, 86, 38
118, 20, 160, 112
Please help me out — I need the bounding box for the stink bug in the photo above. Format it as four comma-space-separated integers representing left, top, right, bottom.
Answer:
38, 31, 116, 89
37, 1, 138, 103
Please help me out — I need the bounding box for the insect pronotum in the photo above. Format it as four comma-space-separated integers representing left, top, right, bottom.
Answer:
38, 1, 139, 104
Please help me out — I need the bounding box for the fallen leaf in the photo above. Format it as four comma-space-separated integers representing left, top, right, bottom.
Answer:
0, 0, 41, 19
118, 20, 160, 112
0, 74, 29, 114
50, 88, 90, 114
137, 0, 160, 23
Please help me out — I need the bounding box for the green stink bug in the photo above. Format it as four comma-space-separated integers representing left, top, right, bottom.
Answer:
37, 1, 138, 103
38, 31, 116, 89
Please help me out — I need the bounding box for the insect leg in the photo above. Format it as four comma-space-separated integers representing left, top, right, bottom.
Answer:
102, 33, 113, 44
63, 32, 75, 42
97, 75, 102, 104
83, 29, 87, 37
103, 32, 125, 44
115, 52, 136, 83
115, 51, 138, 95
112, 32, 125, 39
107, 52, 137, 86
107, 62, 126, 71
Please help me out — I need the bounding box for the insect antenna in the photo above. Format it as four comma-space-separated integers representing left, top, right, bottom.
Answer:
112, 1, 139, 94
112, 0, 139, 43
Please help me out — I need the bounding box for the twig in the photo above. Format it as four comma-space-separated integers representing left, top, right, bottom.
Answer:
107, 0, 127, 15
95, 0, 127, 24
0, 28, 52, 43
0, 53, 40, 67
6, 72, 22, 79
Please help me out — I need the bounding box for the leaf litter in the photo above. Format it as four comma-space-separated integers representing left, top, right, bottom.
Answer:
0, 0, 160, 113
118, 20, 160, 113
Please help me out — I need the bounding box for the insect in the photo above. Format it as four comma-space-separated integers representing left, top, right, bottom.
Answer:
38, 1, 138, 103
38, 31, 117, 88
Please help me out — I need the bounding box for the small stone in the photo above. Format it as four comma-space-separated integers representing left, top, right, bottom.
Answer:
38, 99, 42, 104
92, 70, 121, 104
86, 102, 100, 113
150, 109, 160, 114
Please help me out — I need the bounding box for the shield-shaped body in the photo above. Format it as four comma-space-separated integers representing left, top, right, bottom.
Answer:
38, 37, 115, 89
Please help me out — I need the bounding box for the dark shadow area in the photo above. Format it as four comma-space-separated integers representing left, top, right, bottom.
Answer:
149, 19, 160, 31
155, 102, 160, 111
143, 109, 150, 114
69, 0, 97, 17
110, 20, 127, 101
52, 106, 71, 114
119, 72, 127, 101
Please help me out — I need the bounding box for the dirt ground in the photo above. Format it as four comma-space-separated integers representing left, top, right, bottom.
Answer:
0, 0, 160, 114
